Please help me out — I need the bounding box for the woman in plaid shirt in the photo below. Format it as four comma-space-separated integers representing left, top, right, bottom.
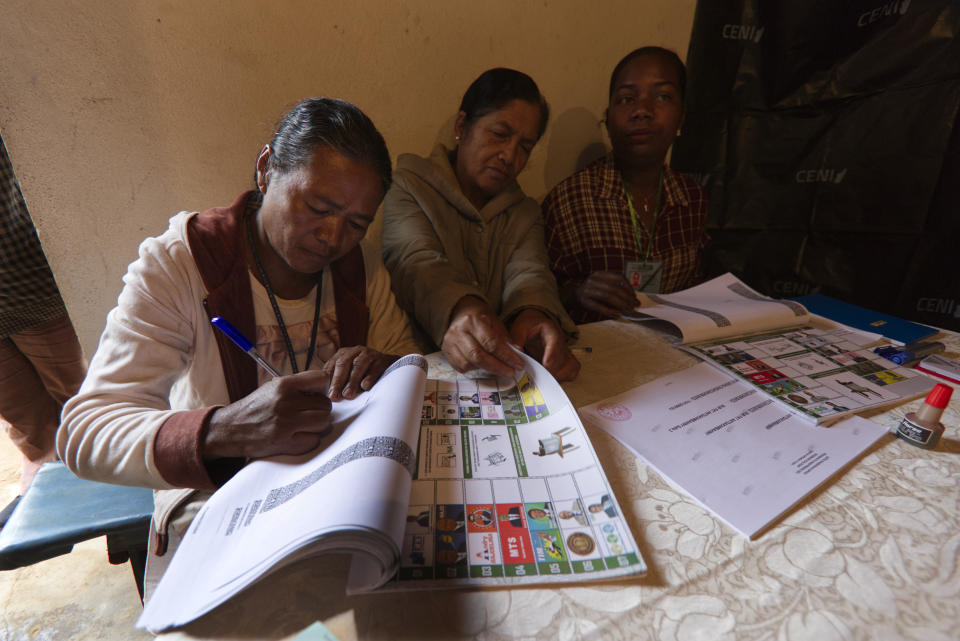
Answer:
542, 47, 709, 324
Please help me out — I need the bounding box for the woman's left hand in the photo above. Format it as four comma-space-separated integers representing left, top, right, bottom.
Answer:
509, 309, 581, 382
321, 346, 398, 401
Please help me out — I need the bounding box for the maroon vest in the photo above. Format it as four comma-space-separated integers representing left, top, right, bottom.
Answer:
186, 191, 370, 402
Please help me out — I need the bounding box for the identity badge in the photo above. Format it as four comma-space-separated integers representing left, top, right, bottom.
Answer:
625, 260, 663, 294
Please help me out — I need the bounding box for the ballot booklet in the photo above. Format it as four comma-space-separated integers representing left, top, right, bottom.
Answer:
623, 272, 816, 344
681, 326, 932, 425
138, 351, 645, 633
580, 362, 890, 539
623, 273, 931, 425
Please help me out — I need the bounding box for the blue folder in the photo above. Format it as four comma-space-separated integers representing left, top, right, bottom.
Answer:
792, 293, 937, 346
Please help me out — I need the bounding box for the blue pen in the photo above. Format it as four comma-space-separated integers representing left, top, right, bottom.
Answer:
210, 316, 282, 378
875, 341, 945, 365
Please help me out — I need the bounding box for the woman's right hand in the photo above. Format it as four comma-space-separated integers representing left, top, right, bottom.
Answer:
441, 295, 525, 377
202, 369, 333, 460
564, 271, 638, 318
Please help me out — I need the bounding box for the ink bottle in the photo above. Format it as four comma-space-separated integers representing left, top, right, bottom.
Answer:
895, 383, 953, 449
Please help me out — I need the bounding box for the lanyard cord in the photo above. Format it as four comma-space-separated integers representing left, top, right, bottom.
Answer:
623, 168, 664, 262
244, 208, 322, 374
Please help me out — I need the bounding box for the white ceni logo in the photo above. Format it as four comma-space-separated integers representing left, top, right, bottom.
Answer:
796, 168, 847, 184
917, 298, 960, 319
722, 24, 765, 43
858, 0, 911, 27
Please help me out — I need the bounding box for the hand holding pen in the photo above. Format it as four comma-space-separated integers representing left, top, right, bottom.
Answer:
211, 315, 397, 401
204, 316, 333, 460
210, 317, 281, 378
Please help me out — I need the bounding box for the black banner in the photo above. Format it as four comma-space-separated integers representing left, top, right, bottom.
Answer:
673, 0, 960, 329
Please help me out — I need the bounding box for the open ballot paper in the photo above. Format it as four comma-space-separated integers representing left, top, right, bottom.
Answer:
620, 273, 929, 425
404, 353, 645, 587
624, 272, 884, 346
580, 362, 889, 539
139, 352, 645, 632
683, 326, 932, 425
623, 272, 814, 344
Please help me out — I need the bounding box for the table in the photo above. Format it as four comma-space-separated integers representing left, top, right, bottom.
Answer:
160, 320, 960, 641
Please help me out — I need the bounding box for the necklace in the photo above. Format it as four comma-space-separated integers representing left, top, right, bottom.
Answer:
622, 168, 664, 261
640, 195, 654, 214
244, 206, 322, 374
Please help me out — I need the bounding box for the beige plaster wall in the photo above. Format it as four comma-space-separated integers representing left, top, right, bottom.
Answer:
0, 0, 696, 354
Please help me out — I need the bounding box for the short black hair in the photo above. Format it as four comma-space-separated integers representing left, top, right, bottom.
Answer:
608, 47, 687, 103
267, 97, 392, 194
458, 68, 550, 140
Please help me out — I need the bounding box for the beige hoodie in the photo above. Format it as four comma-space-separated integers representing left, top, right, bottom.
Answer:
380, 144, 575, 348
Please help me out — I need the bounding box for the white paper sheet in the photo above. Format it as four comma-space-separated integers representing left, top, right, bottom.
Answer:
579, 362, 889, 538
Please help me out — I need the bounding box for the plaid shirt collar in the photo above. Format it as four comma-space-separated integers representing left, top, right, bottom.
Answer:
596, 154, 690, 208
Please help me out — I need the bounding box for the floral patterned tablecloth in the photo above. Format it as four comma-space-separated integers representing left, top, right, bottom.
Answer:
163, 320, 960, 641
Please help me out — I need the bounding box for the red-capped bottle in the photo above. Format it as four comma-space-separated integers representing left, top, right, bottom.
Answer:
895, 383, 953, 449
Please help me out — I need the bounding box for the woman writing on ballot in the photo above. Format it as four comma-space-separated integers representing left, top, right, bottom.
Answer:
58, 98, 419, 595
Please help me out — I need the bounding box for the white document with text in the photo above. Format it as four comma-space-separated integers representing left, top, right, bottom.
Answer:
579, 362, 888, 538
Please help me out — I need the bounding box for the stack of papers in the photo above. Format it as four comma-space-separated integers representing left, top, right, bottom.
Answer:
915, 354, 960, 385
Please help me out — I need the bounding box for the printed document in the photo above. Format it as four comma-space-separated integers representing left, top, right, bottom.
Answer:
580, 362, 889, 538
139, 350, 645, 632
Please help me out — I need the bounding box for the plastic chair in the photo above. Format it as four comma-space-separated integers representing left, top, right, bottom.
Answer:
0, 461, 154, 598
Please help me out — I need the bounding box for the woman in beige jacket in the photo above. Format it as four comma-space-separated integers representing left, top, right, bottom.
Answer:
381, 68, 580, 382
58, 98, 419, 597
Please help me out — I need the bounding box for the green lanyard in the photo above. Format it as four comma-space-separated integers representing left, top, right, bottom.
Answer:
622, 168, 664, 262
